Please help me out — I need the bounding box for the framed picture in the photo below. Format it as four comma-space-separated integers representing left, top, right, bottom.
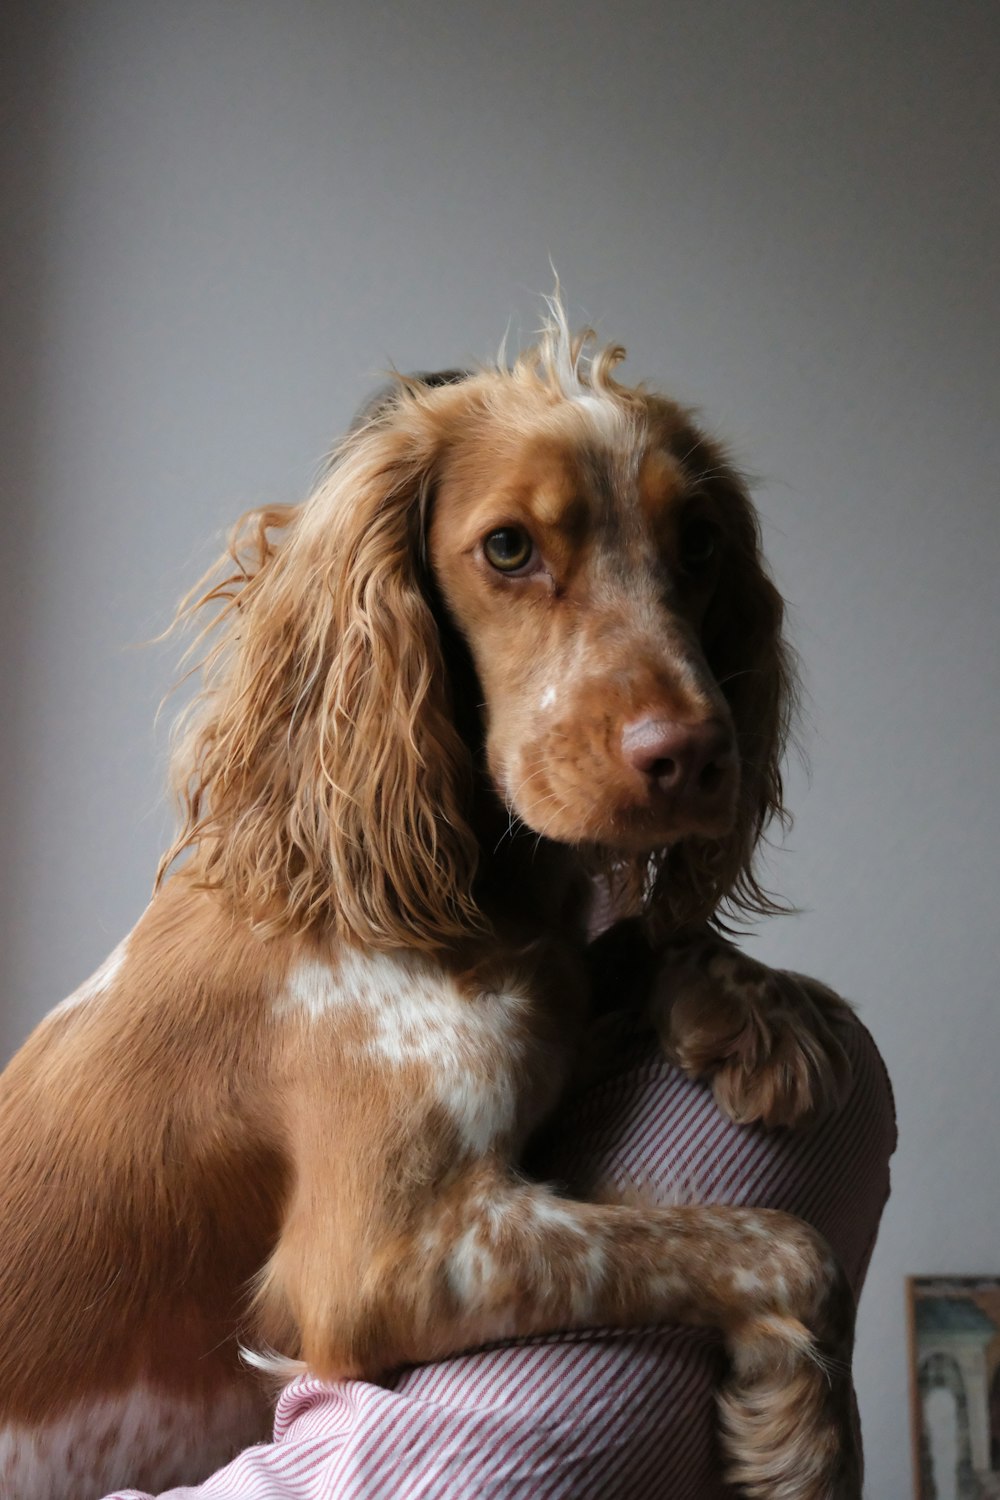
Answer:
907, 1276, 1000, 1499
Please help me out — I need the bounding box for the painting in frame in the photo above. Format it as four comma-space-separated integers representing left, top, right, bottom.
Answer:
907, 1275, 1000, 1499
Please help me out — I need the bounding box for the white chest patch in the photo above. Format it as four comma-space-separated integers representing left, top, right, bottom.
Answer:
49, 934, 130, 1018
276, 950, 535, 1154
0, 1381, 267, 1500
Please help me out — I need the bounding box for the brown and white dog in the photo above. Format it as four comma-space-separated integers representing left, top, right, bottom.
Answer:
0, 309, 857, 1498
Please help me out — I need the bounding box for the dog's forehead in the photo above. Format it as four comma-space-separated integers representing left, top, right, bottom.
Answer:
457, 404, 688, 535
545, 441, 686, 564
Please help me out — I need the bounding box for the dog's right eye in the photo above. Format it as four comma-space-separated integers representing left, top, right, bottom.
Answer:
678, 516, 718, 573
483, 527, 535, 573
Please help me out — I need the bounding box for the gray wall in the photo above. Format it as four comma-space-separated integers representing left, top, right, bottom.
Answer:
3, 3, 998, 1493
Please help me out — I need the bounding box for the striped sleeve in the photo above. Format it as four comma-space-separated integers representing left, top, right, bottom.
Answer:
106, 1008, 896, 1500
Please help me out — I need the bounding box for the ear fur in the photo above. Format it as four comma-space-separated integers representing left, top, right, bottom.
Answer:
640, 424, 797, 936
161, 397, 482, 950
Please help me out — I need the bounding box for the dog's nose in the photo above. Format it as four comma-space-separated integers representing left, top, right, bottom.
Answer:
621, 717, 736, 800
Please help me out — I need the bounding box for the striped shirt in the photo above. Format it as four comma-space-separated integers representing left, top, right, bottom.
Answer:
108, 1006, 896, 1500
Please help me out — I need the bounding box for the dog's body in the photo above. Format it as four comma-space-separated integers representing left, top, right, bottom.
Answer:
0, 316, 859, 1498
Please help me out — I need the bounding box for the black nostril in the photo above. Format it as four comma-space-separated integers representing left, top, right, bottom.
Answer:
649, 756, 678, 784
698, 760, 725, 794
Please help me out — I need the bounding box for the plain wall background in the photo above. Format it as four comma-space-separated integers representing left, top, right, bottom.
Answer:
3, 2, 998, 1493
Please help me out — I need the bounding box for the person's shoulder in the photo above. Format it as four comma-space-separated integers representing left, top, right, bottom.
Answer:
789, 978, 898, 1158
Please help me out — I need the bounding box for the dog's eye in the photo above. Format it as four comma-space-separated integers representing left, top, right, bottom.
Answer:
483, 527, 535, 573
678, 517, 717, 572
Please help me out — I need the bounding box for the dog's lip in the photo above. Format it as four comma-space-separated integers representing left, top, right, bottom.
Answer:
602, 802, 737, 850
509, 791, 737, 851
497, 750, 739, 848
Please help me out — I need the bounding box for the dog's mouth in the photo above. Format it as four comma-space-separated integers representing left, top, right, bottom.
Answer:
524, 787, 738, 853
495, 729, 739, 853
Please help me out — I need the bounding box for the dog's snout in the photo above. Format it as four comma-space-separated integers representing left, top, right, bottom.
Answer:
621, 717, 736, 801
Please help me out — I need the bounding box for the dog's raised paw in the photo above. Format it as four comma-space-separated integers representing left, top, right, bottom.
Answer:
651, 943, 853, 1129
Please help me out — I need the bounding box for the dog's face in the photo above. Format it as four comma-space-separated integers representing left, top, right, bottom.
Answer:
429, 388, 743, 854
170, 328, 791, 947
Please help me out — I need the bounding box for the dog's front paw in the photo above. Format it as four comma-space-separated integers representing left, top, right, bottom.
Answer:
717, 1212, 862, 1499
650, 941, 853, 1128
720, 1242, 861, 1498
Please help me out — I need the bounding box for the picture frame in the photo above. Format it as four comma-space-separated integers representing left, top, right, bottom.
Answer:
907, 1275, 1000, 1499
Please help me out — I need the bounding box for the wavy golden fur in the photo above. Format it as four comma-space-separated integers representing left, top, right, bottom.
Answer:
161, 311, 795, 949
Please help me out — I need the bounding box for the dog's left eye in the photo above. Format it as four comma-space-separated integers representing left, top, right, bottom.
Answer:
483, 527, 535, 573
678, 517, 718, 572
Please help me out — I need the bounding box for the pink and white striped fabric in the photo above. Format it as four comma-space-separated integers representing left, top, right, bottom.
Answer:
107, 1006, 896, 1500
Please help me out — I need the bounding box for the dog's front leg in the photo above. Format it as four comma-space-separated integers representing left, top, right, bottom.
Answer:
257, 1161, 860, 1500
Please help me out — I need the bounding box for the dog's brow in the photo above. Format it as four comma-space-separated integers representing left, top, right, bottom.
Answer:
528, 487, 590, 540
638, 449, 685, 520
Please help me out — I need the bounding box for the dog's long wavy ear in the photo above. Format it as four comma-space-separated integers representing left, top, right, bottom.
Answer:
649, 441, 797, 934
161, 391, 482, 951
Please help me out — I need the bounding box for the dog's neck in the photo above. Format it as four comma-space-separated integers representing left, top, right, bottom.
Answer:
465, 778, 594, 949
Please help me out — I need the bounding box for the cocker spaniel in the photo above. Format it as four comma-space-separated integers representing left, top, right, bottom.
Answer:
0, 306, 856, 1498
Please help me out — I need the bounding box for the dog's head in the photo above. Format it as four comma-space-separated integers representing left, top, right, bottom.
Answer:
165, 315, 794, 947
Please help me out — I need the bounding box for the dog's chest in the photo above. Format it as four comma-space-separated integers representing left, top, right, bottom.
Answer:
275, 948, 567, 1152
